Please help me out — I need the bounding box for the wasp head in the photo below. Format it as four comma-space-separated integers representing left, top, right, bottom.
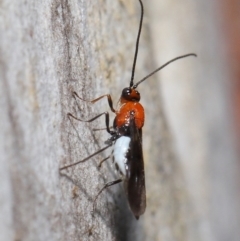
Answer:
121, 87, 141, 102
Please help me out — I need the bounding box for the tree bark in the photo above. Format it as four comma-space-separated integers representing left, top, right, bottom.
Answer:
0, 0, 239, 241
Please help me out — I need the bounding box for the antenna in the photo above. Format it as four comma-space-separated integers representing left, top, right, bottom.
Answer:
133, 53, 197, 88
130, 0, 144, 88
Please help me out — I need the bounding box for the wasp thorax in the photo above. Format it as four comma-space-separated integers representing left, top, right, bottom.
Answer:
121, 87, 140, 102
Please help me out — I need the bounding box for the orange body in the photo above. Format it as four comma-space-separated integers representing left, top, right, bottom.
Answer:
115, 101, 145, 129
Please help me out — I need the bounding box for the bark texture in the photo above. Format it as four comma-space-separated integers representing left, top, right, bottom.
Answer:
0, 0, 239, 241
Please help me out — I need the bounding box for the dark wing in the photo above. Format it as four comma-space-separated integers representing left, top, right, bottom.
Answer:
125, 112, 146, 219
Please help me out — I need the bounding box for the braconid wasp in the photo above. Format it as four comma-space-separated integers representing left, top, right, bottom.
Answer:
60, 0, 196, 219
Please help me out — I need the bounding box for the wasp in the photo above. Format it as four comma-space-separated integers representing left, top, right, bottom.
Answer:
60, 0, 196, 219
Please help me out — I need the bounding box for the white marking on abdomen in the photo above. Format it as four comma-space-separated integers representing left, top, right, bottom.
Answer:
113, 136, 131, 176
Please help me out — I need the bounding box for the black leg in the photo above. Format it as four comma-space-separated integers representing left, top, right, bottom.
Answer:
59, 144, 112, 170
92, 179, 122, 216
98, 155, 110, 168
73, 91, 116, 113
68, 112, 113, 134
93, 126, 113, 132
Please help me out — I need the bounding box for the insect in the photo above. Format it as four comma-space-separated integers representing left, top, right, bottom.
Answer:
60, 0, 196, 219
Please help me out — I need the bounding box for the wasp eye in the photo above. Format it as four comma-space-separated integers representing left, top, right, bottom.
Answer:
122, 87, 131, 98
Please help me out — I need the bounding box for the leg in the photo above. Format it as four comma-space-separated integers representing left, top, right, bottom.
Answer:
98, 155, 110, 168
93, 126, 113, 132
92, 179, 122, 217
68, 111, 114, 134
73, 91, 116, 113
59, 144, 112, 170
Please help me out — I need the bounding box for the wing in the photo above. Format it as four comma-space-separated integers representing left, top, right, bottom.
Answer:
125, 112, 146, 219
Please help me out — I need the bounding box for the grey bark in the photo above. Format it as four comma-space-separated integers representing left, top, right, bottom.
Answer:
0, 0, 239, 241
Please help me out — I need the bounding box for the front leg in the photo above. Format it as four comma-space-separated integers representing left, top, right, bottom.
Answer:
73, 91, 116, 113
68, 112, 114, 135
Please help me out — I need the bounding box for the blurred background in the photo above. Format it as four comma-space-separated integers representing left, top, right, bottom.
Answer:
145, 0, 240, 240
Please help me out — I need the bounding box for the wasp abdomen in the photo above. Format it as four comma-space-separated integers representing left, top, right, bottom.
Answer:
113, 136, 131, 176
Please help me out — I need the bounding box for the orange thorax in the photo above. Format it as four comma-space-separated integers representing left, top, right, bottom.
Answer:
115, 101, 145, 129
